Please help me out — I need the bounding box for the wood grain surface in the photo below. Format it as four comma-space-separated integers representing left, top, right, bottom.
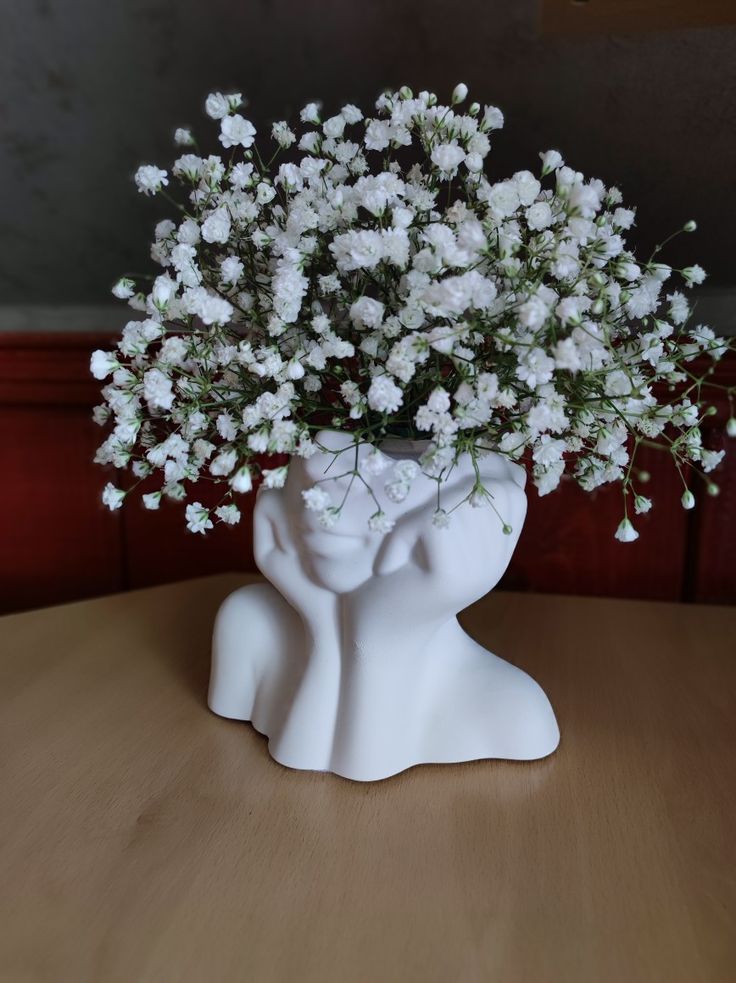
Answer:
1, 575, 735, 982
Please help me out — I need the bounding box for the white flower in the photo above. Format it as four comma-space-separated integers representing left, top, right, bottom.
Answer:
702, 449, 724, 472
469, 488, 490, 508
427, 388, 450, 413
485, 180, 520, 218
271, 121, 296, 147
368, 375, 403, 414
220, 114, 256, 149
143, 368, 174, 411
431, 143, 465, 175
615, 518, 639, 543
526, 201, 553, 231
667, 291, 690, 325
323, 114, 346, 139
262, 466, 288, 489
210, 449, 238, 476
483, 105, 504, 130
174, 127, 194, 146
112, 277, 135, 299
300, 102, 321, 124
206, 91, 241, 119
230, 466, 253, 493
90, 350, 118, 380
202, 206, 231, 244
220, 256, 244, 285
185, 502, 213, 534
464, 153, 484, 173
682, 265, 706, 286
350, 296, 384, 329
317, 507, 340, 529
393, 460, 419, 482
230, 161, 255, 189
135, 165, 168, 196
516, 348, 555, 388
302, 486, 331, 511
540, 149, 563, 174
385, 479, 410, 503
368, 511, 395, 533
613, 207, 635, 229
341, 103, 363, 124
364, 120, 391, 151
102, 483, 125, 511
363, 449, 390, 475
432, 508, 451, 529
532, 435, 566, 467
634, 495, 652, 514
215, 503, 241, 525
330, 229, 384, 271
173, 154, 203, 181
256, 182, 276, 205
514, 170, 541, 206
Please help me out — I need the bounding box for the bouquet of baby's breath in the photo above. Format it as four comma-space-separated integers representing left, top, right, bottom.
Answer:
92, 83, 735, 539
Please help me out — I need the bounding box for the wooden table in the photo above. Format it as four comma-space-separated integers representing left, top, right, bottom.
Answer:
1, 575, 734, 982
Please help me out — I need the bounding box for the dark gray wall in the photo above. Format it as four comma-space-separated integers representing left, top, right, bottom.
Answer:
2, 0, 735, 303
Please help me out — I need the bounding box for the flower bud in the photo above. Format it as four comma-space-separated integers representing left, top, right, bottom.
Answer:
707, 482, 720, 497
399, 85, 413, 100
452, 83, 468, 105
727, 417, 736, 438
634, 495, 652, 515
681, 489, 695, 510
683, 220, 697, 232
468, 102, 480, 117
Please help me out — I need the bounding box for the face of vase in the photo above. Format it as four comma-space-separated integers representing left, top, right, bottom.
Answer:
293, 454, 392, 593
255, 433, 528, 603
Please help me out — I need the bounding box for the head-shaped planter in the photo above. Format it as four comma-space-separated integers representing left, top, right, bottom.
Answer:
210, 431, 559, 781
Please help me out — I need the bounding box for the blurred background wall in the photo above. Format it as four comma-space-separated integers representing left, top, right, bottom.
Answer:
2, 0, 736, 307
1, 0, 735, 613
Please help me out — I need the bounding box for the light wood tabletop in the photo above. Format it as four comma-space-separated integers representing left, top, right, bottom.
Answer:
1, 574, 735, 983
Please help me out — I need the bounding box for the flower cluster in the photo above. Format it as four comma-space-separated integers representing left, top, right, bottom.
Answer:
93, 83, 734, 540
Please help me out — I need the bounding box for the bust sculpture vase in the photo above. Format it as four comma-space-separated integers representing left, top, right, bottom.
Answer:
208, 431, 560, 781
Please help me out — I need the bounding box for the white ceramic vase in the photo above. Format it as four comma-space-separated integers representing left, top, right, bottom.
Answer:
208, 431, 560, 782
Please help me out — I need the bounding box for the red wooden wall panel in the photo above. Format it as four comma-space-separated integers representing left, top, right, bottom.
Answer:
686, 356, 736, 603
0, 405, 124, 614
0, 331, 733, 613
122, 481, 255, 589
0, 333, 126, 614
504, 445, 687, 601
689, 429, 736, 604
